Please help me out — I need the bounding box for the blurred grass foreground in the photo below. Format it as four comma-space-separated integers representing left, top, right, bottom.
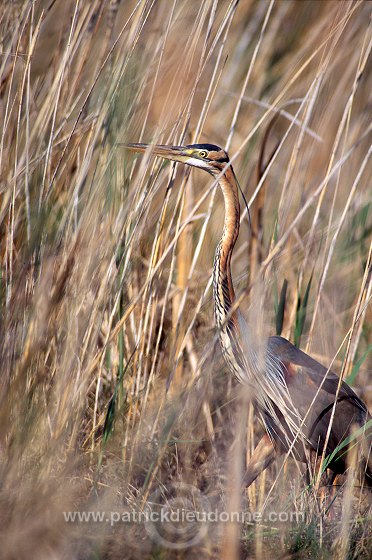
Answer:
0, 1, 371, 559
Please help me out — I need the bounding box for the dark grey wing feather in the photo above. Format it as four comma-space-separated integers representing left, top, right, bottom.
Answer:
268, 336, 368, 415
266, 336, 371, 475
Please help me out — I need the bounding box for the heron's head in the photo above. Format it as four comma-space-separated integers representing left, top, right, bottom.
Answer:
125, 142, 229, 176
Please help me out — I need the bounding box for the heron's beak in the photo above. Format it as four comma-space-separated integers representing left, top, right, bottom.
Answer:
125, 143, 191, 164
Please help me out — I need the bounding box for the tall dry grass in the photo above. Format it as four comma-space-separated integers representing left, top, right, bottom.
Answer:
0, 1, 371, 558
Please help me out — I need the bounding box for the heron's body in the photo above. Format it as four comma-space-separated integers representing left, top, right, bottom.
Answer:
127, 141, 372, 487
265, 336, 370, 473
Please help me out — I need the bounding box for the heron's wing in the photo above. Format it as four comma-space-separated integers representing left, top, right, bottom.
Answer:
267, 335, 367, 415
266, 336, 372, 480
267, 335, 371, 464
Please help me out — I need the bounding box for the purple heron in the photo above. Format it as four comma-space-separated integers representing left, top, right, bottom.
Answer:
126, 142, 372, 488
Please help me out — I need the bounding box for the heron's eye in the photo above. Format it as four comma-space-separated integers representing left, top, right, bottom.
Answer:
198, 150, 208, 159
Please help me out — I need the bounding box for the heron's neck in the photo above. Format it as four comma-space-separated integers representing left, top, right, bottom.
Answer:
213, 166, 240, 332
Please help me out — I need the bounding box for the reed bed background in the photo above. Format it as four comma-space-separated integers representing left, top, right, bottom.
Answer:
0, 1, 371, 558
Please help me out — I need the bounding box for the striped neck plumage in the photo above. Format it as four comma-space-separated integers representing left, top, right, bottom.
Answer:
211, 161, 304, 441
212, 165, 244, 376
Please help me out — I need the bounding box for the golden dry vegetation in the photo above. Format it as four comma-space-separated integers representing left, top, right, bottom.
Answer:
0, 1, 371, 559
